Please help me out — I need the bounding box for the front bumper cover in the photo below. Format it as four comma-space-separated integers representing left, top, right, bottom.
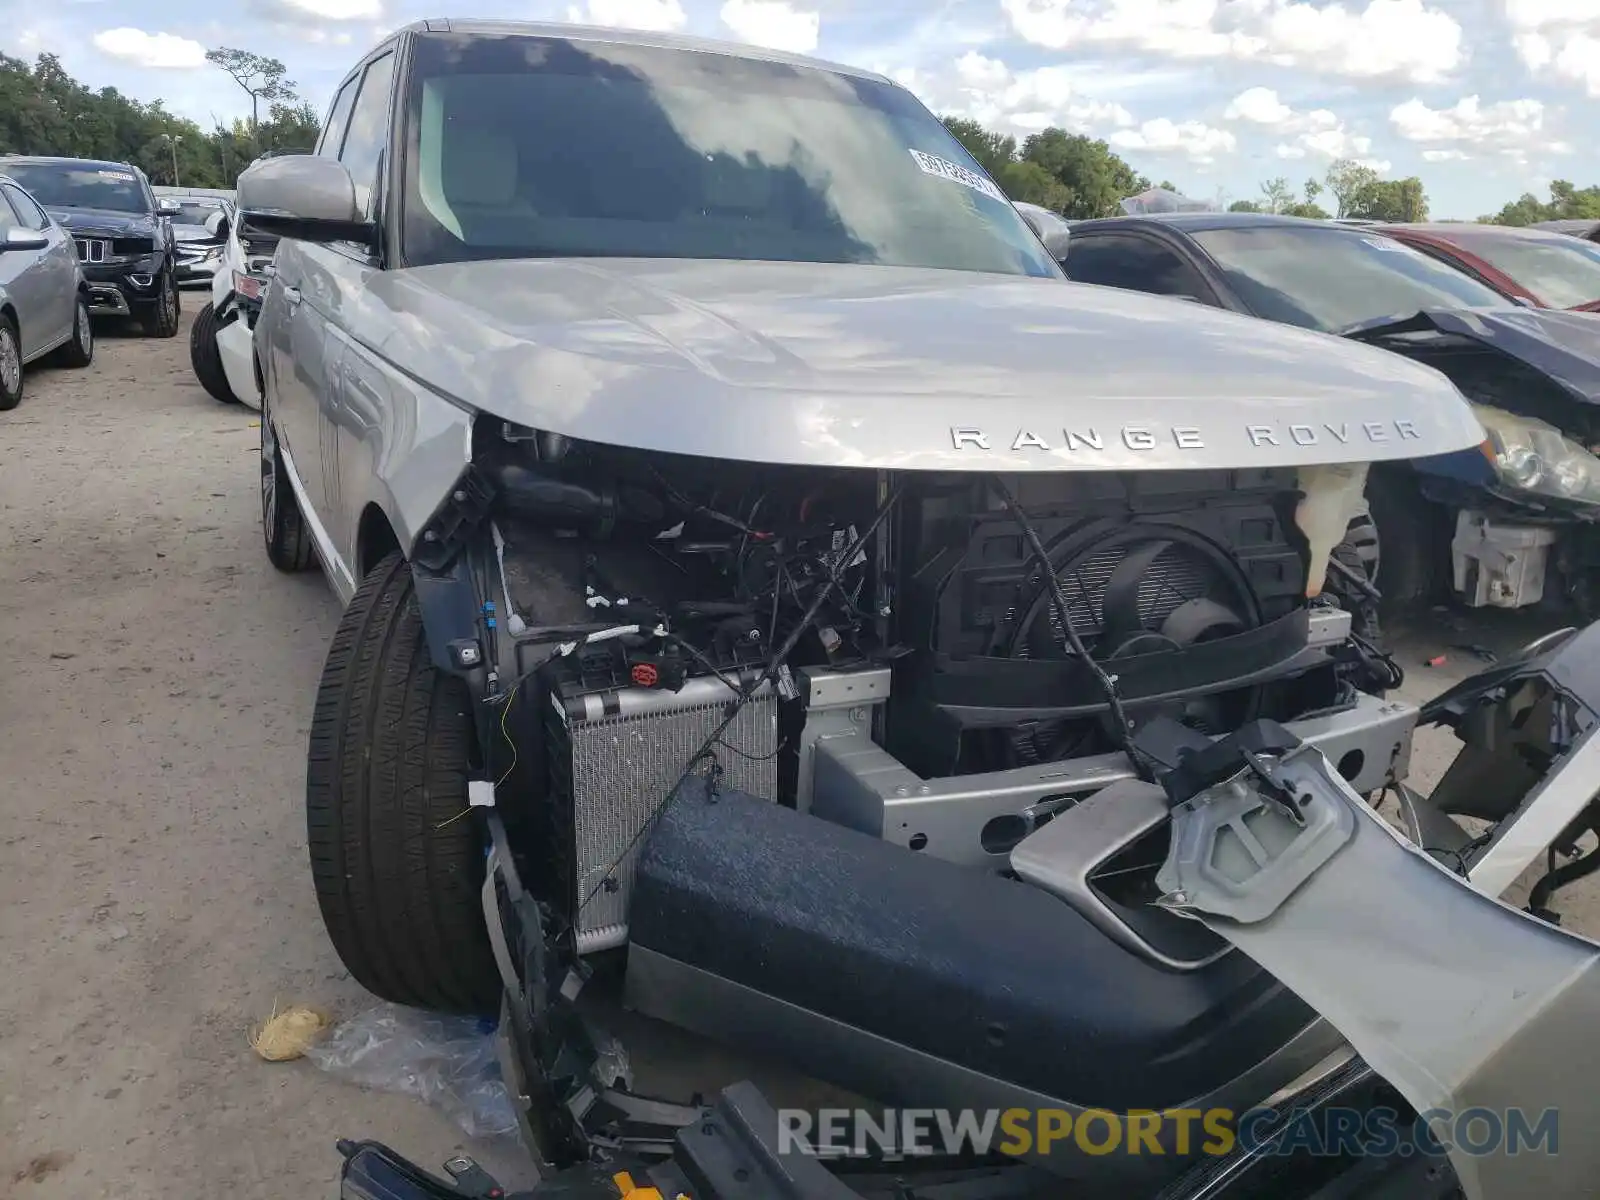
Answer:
82, 255, 167, 316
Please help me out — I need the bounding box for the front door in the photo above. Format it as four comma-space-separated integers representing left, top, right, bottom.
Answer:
1, 184, 77, 351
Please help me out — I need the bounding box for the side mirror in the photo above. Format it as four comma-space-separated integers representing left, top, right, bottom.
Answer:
1511, 295, 1538, 309
158, 197, 182, 215
204, 210, 226, 236
236, 155, 374, 247
1015, 202, 1071, 262
1, 226, 49, 252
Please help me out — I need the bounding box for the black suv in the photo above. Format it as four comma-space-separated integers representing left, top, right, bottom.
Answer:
0, 157, 181, 337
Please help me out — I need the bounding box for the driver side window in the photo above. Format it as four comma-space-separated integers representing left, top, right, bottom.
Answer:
2, 185, 48, 231
318, 76, 360, 159
1065, 234, 1216, 303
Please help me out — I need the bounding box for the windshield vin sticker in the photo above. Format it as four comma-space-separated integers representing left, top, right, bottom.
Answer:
1363, 237, 1419, 254
909, 150, 1005, 202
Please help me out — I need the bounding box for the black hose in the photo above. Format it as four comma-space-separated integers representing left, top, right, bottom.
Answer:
987, 474, 1151, 780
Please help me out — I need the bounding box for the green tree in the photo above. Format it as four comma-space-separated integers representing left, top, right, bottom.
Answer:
1259, 176, 1294, 214
1283, 201, 1330, 219
1348, 177, 1428, 222
940, 116, 1017, 178
1324, 158, 1380, 219
1019, 129, 1148, 219
1481, 181, 1600, 225
0, 50, 314, 188
994, 160, 1074, 212
205, 47, 294, 131
1229, 199, 1263, 213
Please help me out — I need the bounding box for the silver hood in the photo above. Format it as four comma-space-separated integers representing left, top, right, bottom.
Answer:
350, 257, 1486, 472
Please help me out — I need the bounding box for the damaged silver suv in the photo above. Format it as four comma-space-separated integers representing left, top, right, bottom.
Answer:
243, 18, 1485, 1100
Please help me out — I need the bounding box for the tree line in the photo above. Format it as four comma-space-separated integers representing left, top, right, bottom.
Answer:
0, 50, 1591, 227
941, 116, 1596, 227
0, 49, 319, 189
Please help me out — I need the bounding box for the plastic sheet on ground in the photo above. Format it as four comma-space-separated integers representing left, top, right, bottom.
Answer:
1120, 187, 1214, 215
304, 1004, 520, 1141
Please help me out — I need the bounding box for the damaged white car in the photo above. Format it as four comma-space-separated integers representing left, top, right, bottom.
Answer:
233, 19, 1600, 1200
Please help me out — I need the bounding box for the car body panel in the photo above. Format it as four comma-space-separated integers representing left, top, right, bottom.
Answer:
251, 26, 1483, 600
1341, 306, 1600, 405
258, 243, 1484, 477
0, 173, 83, 362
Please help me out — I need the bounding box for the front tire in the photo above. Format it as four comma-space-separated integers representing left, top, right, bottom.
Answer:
0, 317, 23, 412
140, 269, 180, 338
52, 296, 93, 368
306, 551, 501, 1013
260, 398, 315, 572
189, 302, 238, 403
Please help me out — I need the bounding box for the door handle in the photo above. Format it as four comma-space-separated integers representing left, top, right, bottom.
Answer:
282, 284, 301, 306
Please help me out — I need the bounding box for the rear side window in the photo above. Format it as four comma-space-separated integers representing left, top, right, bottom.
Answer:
339, 51, 396, 218
1065, 234, 1213, 300
319, 76, 360, 158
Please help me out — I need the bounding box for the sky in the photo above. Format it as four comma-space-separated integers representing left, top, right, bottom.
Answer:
2, 0, 1593, 218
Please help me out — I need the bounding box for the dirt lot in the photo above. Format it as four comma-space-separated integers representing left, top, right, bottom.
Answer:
0, 313, 1594, 1198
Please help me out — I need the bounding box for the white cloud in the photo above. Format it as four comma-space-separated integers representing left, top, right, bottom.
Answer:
929, 51, 1134, 135
719, 0, 820, 52
1000, 0, 1462, 84
1389, 95, 1543, 145
1223, 86, 1293, 125
92, 28, 208, 69
1505, 1, 1600, 93
567, 0, 688, 31
1223, 87, 1373, 162
1299, 126, 1375, 158
1109, 117, 1237, 162
276, 0, 381, 18
1422, 149, 1469, 161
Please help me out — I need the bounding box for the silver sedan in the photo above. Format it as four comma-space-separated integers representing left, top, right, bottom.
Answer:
0, 171, 94, 411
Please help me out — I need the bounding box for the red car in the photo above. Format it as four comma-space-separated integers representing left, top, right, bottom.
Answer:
1379, 222, 1600, 312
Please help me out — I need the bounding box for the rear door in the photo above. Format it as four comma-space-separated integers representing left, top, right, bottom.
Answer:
2, 183, 76, 350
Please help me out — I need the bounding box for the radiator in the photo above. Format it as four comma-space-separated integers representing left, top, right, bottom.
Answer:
548, 674, 779, 953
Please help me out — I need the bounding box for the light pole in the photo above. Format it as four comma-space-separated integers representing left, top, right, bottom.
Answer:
164, 134, 182, 187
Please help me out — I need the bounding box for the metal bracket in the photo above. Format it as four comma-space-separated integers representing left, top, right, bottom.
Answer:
1157, 743, 1357, 925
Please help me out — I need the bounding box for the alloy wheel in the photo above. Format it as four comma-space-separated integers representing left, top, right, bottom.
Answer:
0, 326, 20, 395
76, 301, 92, 357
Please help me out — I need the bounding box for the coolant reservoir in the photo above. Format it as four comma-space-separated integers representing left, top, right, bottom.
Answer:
1295, 463, 1370, 597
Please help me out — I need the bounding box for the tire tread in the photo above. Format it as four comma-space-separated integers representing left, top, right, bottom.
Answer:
306, 551, 499, 1013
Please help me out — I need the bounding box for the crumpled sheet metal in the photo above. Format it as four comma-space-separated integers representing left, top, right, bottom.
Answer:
1162, 769, 1600, 1200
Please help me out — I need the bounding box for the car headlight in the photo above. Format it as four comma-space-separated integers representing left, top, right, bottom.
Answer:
1473, 403, 1600, 505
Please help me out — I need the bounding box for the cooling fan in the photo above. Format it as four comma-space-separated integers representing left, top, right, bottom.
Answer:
1001, 524, 1265, 764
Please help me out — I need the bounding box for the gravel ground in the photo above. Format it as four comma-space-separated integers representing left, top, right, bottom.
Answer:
1, 313, 1594, 1198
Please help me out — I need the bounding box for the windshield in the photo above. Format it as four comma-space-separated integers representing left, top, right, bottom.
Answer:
400, 33, 1059, 277
1188, 225, 1508, 333
4, 163, 150, 214
1454, 233, 1600, 309
175, 200, 225, 226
